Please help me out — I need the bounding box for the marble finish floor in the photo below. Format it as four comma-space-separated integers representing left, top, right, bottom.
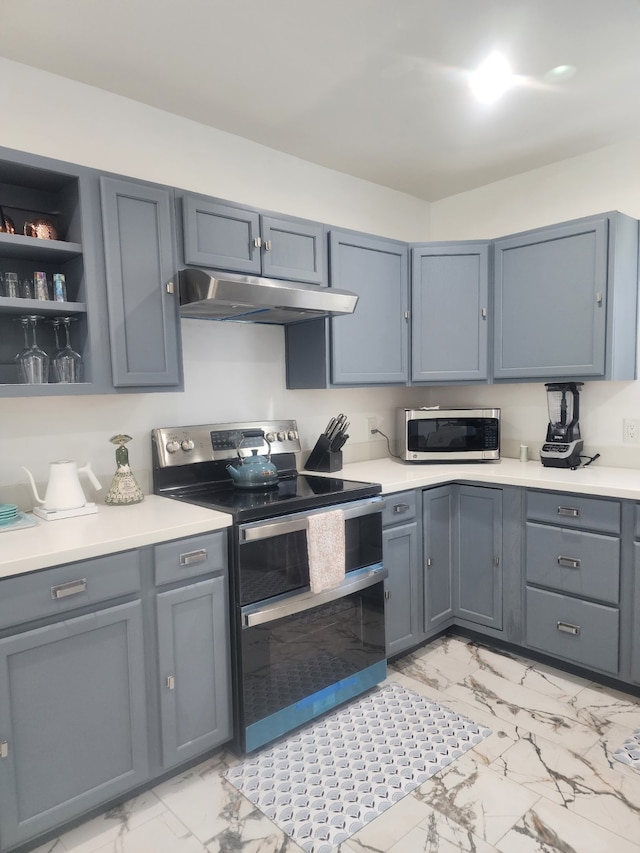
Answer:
32, 637, 640, 853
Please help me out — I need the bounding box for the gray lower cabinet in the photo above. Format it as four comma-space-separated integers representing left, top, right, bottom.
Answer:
631, 540, 640, 684
382, 491, 422, 656
411, 241, 490, 383
423, 486, 454, 635
180, 195, 325, 283
524, 490, 621, 676
100, 176, 182, 389
456, 485, 503, 631
493, 211, 638, 381
0, 599, 148, 850
156, 576, 231, 769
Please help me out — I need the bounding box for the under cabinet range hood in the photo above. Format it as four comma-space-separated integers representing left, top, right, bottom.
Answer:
178, 268, 358, 324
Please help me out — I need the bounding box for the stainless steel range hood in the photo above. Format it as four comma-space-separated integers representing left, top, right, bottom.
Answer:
178, 268, 358, 324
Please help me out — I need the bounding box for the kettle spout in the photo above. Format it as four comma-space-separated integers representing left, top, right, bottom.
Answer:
78, 462, 102, 492
20, 466, 45, 505
226, 464, 241, 481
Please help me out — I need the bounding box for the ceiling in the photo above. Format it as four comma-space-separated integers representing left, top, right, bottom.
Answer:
2, 0, 640, 201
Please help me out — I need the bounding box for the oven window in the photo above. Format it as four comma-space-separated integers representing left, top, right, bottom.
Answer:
240, 583, 385, 728
408, 417, 491, 452
238, 511, 382, 606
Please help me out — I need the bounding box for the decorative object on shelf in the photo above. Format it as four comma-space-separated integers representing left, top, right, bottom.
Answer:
33, 271, 49, 300
15, 315, 49, 383
105, 434, 144, 505
19, 278, 34, 299
2, 272, 18, 298
51, 317, 82, 383
23, 217, 58, 240
53, 272, 67, 301
0, 207, 15, 234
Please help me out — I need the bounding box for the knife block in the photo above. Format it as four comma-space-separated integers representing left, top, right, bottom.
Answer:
305, 435, 343, 472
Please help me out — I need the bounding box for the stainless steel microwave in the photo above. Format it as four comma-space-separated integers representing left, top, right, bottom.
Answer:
397, 408, 500, 462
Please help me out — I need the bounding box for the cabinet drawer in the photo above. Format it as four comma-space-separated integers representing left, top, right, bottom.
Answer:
154, 531, 227, 586
526, 586, 619, 674
526, 523, 620, 604
0, 551, 141, 630
527, 490, 620, 534
632, 505, 640, 539
382, 491, 417, 526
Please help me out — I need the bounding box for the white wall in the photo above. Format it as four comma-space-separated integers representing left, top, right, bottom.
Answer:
429, 137, 640, 467
0, 58, 431, 507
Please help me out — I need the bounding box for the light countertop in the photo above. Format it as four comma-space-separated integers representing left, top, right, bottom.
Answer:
0, 495, 232, 580
323, 456, 640, 501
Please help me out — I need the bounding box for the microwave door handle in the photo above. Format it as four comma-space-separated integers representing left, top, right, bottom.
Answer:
239, 496, 384, 543
242, 564, 387, 627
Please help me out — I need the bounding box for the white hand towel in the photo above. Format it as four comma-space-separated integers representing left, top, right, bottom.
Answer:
307, 509, 345, 594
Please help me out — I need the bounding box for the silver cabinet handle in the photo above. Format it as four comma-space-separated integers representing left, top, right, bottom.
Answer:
596, 292, 603, 306
166, 676, 175, 690
426, 557, 432, 567
253, 236, 262, 248
557, 506, 580, 518
481, 307, 487, 319
165, 280, 175, 295
558, 556, 581, 569
557, 621, 581, 636
263, 239, 272, 251
51, 579, 87, 599
393, 503, 410, 514
0, 741, 7, 759
179, 549, 208, 566
384, 589, 391, 600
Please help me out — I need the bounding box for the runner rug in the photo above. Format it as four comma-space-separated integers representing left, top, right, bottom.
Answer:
613, 729, 640, 770
225, 681, 492, 853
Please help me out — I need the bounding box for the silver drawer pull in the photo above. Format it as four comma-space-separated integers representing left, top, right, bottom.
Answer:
557, 621, 581, 636
557, 556, 581, 569
51, 579, 87, 599
179, 549, 208, 566
393, 503, 410, 514
557, 506, 580, 518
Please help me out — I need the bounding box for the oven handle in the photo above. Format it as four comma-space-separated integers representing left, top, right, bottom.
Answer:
241, 563, 388, 627
238, 496, 385, 543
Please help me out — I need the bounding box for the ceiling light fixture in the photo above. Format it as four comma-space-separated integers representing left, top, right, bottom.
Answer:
469, 51, 517, 104
544, 64, 577, 82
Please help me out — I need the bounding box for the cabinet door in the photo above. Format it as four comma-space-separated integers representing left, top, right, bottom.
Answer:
494, 218, 607, 379
412, 242, 489, 382
0, 601, 148, 850
330, 231, 409, 384
423, 486, 454, 633
261, 214, 325, 284
383, 522, 420, 657
100, 177, 181, 387
457, 485, 503, 630
631, 542, 640, 684
156, 577, 231, 769
182, 196, 261, 274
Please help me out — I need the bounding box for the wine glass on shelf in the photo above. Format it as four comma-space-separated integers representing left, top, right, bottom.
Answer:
52, 316, 82, 383
15, 315, 49, 383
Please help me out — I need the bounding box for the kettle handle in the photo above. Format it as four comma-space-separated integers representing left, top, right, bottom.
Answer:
78, 462, 103, 492
239, 429, 271, 460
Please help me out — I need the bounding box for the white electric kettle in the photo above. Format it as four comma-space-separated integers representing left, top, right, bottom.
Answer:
22, 460, 102, 512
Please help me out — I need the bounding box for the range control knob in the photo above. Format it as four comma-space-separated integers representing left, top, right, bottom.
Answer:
265, 432, 276, 443
180, 439, 195, 452
287, 430, 297, 440
166, 440, 180, 454
277, 431, 286, 441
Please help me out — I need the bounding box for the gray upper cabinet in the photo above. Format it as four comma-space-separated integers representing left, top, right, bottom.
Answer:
493, 212, 639, 381
181, 195, 325, 284
456, 485, 503, 631
411, 242, 490, 383
100, 176, 182, 389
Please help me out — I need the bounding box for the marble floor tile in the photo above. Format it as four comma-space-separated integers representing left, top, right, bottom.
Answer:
337, 789, 432, 851
571, 681, 640, 734
89, 810, 207, 853
495, 795, 640, 853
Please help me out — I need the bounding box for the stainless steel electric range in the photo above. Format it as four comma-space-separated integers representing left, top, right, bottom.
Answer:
152, 419, 387, 753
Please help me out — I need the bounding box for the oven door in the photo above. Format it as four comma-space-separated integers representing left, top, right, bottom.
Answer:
236, 496, 384, 606
239, 564, 387, 752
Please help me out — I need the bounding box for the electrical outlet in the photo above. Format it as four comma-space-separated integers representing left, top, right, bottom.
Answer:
623, 418, 640, 444
367, 416, 377, 439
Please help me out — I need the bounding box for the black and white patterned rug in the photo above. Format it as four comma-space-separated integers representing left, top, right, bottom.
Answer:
225, 681, 492, 853
614, 729, 640, 770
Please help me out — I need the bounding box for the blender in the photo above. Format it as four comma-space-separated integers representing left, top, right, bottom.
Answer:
540, 382, 584, 468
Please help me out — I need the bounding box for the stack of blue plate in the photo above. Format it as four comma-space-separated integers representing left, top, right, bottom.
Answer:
0, 504, 18, 526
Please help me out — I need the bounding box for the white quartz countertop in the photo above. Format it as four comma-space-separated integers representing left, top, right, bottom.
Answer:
327, 456, 640, 501
0, 495, 232, 580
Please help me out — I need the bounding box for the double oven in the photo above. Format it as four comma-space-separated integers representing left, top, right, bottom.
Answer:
152, 420, 386, 753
